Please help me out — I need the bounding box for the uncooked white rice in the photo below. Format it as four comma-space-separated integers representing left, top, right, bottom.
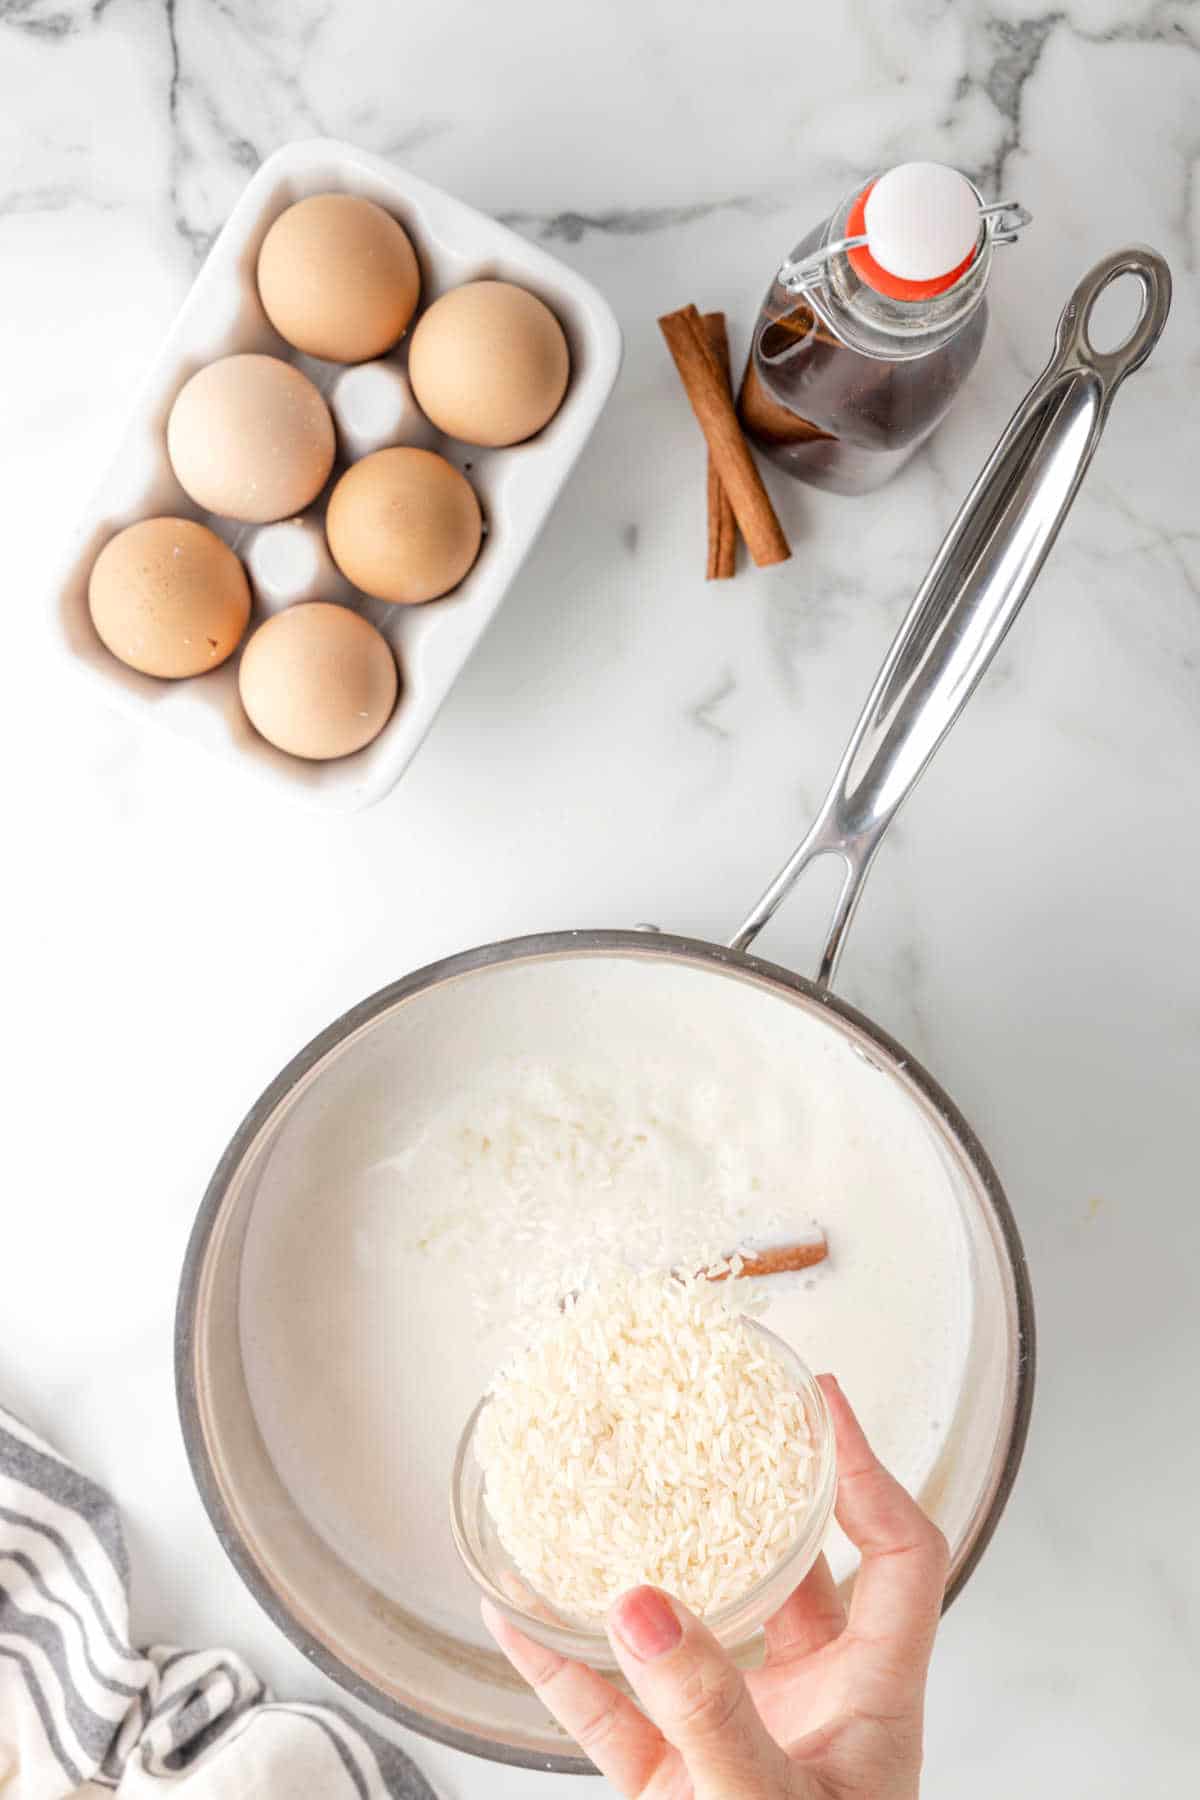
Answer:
397, 1060, 821, 1332
475, 1267, 817, 1620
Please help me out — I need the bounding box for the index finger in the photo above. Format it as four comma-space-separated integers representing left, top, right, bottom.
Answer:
819, 1375, 949, 1672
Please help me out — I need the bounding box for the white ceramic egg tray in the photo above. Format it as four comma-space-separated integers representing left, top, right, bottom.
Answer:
49, 139, 623, 811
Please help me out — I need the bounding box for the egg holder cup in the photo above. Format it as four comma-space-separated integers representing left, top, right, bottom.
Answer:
47, 138, 623, 812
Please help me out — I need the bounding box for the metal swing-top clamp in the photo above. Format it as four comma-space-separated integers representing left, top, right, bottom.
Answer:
779, 162, 1032, 299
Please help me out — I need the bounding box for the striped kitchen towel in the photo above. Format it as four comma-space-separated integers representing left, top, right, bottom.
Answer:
0, 1406, 435, 1799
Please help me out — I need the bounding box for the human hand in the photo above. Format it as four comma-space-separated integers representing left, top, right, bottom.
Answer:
483, 1374, 949, 1799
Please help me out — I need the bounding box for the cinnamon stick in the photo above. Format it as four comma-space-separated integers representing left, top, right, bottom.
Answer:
701, 312, 737, 580
659, 303, 790, 569
706, 1237, 829, 1282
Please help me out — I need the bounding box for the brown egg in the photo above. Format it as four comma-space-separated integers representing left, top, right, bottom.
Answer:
407, 280, 570, 447
257, 194, 421, 364
88, 516, 251, 678
326, 447, 482, 604
238, 602, 398, 760
167, 354, 335, 523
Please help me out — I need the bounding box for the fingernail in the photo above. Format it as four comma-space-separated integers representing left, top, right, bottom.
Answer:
609, 1586, 683, 1661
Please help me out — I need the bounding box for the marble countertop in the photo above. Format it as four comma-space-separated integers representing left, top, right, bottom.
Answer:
5, 2, 1198, 1793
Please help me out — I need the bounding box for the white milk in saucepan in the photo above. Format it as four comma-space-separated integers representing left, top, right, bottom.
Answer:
240, 960, 975, 1644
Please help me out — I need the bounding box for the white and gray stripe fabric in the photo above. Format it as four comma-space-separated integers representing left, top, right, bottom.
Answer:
0, 1407, 436, 1800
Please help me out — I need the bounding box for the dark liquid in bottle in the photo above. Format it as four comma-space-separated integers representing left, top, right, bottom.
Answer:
739, 267, 987, 497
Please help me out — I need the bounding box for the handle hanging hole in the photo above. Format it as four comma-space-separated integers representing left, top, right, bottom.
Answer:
1062, 249, 1170, 385
1084, 270, 1149, 357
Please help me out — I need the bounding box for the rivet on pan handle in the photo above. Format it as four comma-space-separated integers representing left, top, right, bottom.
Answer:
730, 246, 1172, 988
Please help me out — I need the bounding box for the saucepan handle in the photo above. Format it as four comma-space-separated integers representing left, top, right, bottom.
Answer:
730, 246, 1171, 988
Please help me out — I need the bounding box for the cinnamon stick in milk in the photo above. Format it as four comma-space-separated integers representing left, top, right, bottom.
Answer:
701, 312, 737, 579
706, 1237, 829, 1282
658, 304, 791, 569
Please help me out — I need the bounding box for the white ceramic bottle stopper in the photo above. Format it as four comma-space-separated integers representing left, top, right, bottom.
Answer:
329, 361, 435, 462
862, 162, 980, 281
777, 164, 1029, 298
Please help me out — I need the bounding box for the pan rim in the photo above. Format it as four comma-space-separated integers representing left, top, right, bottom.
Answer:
175, 927, 1036, 1774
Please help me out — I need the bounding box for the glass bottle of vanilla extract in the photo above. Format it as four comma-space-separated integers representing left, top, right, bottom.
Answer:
738, 162, 1030, 495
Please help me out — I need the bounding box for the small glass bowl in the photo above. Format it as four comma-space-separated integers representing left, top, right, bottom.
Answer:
449, 1322, 837, 1671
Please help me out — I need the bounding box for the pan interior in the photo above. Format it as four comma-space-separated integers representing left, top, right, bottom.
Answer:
194, 945, 1019, 1761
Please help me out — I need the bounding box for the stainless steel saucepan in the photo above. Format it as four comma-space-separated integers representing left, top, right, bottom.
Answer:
177, 248, 1170, 1772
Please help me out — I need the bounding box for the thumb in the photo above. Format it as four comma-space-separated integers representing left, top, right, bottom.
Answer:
607, 1587, 788, 1798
